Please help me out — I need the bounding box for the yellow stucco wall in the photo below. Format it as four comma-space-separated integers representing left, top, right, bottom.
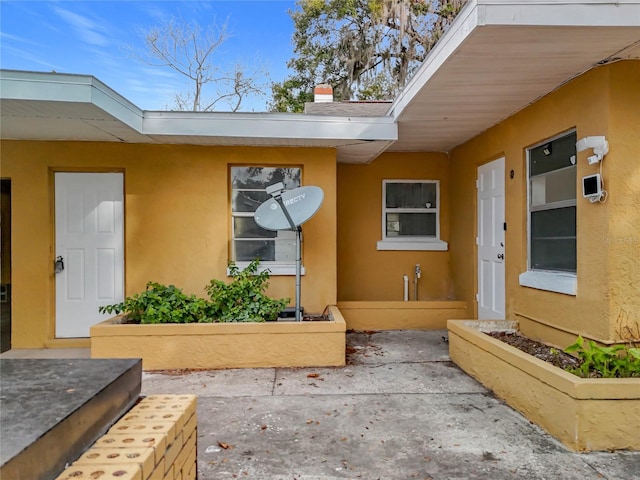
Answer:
337, 152, 453, 301
606, 61, 640, 342
449, 60, 640, 345
0, 142, 337, 348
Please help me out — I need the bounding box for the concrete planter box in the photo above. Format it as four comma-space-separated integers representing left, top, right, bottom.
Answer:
91, 305, 346, 370
338, 300, 468, 330
447, 319, 640, 452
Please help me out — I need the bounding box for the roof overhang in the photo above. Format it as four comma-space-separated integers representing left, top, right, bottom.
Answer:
387, 0, 640, 153
1, 1, 639, 162
0, 70, 397, 163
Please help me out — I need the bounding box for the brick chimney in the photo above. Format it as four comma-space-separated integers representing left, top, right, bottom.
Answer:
314, 84, 333, 103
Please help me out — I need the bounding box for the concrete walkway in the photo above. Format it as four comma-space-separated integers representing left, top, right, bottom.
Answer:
141, 330, 640, 480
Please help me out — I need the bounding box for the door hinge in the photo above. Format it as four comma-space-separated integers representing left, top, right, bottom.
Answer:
475, 237, 479, 245
504, 222, 507, 231
475, 293, 480, 302
475, 179, 479, 188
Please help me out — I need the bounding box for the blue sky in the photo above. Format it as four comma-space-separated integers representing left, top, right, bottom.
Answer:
1, 1, 297, 111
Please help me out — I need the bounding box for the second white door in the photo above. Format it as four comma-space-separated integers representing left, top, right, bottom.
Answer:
477, 158, 505, 320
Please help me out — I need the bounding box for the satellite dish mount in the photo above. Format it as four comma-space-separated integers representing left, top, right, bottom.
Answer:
255, 182, 324, 321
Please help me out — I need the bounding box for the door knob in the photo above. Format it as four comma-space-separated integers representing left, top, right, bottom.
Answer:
55, 256, 64, 274
497, 253, 504, 260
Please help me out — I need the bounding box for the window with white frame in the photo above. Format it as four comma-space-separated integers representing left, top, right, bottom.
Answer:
376, 180, 447, 251
527, 132, 577, 273
519, 131, 577, 295
230, 166, 301, 271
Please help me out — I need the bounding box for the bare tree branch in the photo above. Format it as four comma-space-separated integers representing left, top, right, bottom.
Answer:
131, 16, 268, 111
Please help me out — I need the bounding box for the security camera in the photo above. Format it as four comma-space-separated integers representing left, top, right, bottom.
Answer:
576, 136, 609, 164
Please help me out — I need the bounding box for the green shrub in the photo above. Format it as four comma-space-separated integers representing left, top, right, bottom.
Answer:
206, 259, 289, 322
98, 259, 289, 324
98, 282, 211, 324
564, 335, 640, 378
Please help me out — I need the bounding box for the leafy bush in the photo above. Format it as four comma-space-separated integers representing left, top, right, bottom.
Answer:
564, 335, 640, 378
98, 282, 212, 324
98, 259, 289, 324
206, 259, 289, 322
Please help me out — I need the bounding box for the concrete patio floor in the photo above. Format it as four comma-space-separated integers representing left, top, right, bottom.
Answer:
2, 331, 639, 479
141, 330, 640, 480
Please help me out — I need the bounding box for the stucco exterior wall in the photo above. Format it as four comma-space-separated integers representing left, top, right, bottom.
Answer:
449, 60, 640, 345
337, 152, 452, 301
0, 142, 337, 348
605, 61, 640, 342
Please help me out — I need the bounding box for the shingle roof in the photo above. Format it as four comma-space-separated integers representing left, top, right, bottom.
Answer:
304, 101, 391, 117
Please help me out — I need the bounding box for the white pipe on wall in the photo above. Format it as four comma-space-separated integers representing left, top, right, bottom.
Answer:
403, 275, 409, 301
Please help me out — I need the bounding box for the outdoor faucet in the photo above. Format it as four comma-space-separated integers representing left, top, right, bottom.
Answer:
414, 264, 421, 301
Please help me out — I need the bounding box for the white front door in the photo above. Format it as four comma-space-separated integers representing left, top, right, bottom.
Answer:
477, 158, 505, 319
55, 173, 124, 338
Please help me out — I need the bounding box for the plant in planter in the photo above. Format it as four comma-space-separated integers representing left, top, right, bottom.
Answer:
98, 259, 289, 323
564, 335, 640, 378
206, 259, 288, 322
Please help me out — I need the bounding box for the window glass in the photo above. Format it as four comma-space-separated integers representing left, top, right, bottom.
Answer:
386, 183, 437, 209
231, 167, 300, 190
230, 166, 301, 264
528, 132, 576, 273
386, 213, 436, 237
530, 167, 576, 207
232, 191, 271, 213
530, 133, 576, 175
233, 217, 276, 239
382, 180, 439, 241
530, 207, 577, 272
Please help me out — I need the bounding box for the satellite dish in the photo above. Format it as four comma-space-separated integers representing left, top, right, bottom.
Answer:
255, 186, 324, 231
254, 183, 325, 322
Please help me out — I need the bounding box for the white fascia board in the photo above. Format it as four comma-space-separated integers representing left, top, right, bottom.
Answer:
477, 0, 640, 27
0, 70, 143, 131
1, 70, 93, 102
142, 111, 397, 143
388, 0, 640, 120
88, 78, 144, 132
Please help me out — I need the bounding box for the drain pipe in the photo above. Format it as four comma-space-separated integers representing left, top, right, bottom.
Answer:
403, 275, 409, 301
414, 264, 421, 301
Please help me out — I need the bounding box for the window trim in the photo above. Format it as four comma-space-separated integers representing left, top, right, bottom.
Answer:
227, 263, 305, 277
377, 179, 448, 251
519, 271, 576, 296
229, 165, 303, 275
521, 129, 577, 294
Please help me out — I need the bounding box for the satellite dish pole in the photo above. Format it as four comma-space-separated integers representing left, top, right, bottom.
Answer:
256, 182, 324, 322
265, 183, 303, 321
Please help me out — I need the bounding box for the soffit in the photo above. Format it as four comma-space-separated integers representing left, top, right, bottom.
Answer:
386, 0, 640, 153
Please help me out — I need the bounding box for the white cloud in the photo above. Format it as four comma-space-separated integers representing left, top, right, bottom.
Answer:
0, 43, 62, 72
52, 6, 110, 47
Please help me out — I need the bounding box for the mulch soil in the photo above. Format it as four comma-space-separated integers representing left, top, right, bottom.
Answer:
487, 331, 582, 371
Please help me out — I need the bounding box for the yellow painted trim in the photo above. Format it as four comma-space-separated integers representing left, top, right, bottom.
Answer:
448, 319, 640, 451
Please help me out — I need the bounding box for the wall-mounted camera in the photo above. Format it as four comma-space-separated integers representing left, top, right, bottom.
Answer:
582, 174, 602, 202
576, 136, 608, 164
